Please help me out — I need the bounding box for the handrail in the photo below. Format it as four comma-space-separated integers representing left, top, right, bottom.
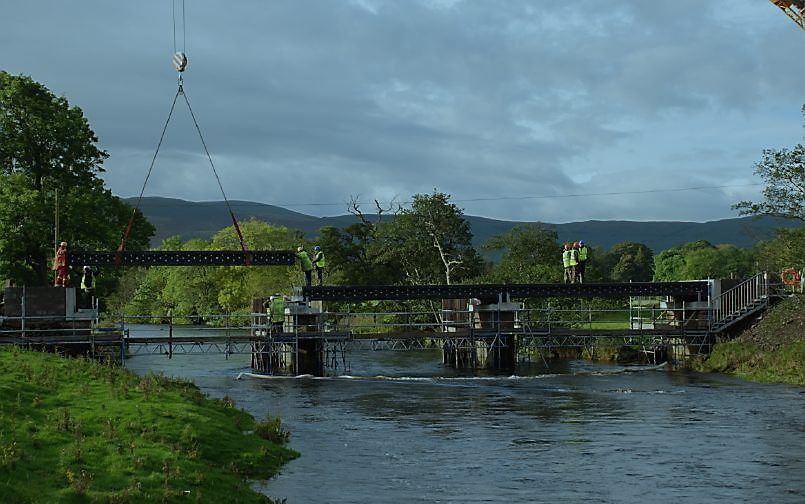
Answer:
709, 272, 769, 331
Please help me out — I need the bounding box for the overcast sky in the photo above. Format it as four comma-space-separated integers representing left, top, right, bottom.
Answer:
2, 1, 803, 223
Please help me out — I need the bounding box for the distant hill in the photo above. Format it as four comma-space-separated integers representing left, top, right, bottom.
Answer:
125, 197, 803, 253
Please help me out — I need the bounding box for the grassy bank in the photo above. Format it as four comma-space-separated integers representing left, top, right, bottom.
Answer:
0, 349, 298, 503
696, 294, 805, 386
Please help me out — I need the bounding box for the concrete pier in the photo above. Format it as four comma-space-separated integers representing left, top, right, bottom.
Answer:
293, 300, 325, 376
442, 301, 520, 371
251, 298, 326, 376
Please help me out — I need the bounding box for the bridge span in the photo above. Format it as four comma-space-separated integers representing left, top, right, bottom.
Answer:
303, 281, 709, 301
1, 274, 775, 376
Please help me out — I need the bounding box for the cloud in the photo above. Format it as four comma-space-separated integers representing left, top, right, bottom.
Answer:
1, 0, 803, 223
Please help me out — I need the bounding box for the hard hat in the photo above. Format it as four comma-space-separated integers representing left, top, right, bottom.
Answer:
83, 265, 90, 271
60, 241, 67, 247
297, 246, 304, 252
274, 293, 281, 297
579, 240, 584, 245
314, 245, 321, 252
269, 295, 275, 301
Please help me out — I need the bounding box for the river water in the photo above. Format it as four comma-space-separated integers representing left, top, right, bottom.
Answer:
125, 338, 805, 504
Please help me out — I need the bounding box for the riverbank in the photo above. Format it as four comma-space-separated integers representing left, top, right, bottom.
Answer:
0, 349, 298, 503
696, 293, 805, 386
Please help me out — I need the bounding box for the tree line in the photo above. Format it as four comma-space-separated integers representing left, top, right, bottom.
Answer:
108, 190, 803, 317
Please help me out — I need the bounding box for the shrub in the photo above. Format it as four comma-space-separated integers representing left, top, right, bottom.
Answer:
254, 417, 290, 445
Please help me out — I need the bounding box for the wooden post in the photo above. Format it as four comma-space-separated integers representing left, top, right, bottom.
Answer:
120, 311, 126, 364
21, 286, 26, 340
225, 311, 231, 360
168, 308, 173, 359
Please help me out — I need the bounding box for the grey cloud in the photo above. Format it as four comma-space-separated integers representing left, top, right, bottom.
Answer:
1, 0, 803, 224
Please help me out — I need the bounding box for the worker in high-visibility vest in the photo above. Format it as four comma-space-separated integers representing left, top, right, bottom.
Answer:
268, 294, 286, 334
296, 246, 314, 287
569, 242, 579, 284
80, 266, 95, 308
312, 245, 326, 286
576, 240, 589, 284
562, 243, 574, 284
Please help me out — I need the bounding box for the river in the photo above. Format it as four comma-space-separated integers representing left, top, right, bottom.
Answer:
125, 338, 805, 503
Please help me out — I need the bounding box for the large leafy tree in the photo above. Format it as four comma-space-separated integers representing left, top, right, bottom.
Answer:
653, 240, 754, 281
317, 198, 399, 285
482, 224, 561, 283
376, 191, 482, 285
754, 227, 805, 273
606, 241, 654, 282
121, 220, 301, 318
0, 71, 153, 285
733, 107, 804, 221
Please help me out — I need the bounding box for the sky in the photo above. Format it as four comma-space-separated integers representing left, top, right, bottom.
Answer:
1, 0, 804, 223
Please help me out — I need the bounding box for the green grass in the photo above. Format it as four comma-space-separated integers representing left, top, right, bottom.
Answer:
579, 310, 630, 330
695, 295, 805, 386
0, 349, 298, 503
697, 341, 805, 386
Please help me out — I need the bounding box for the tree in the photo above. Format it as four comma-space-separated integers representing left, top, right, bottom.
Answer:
317, 198, 398, 285
754, 227, 805, 273
482, 224, 561, 283
653, 241, 713, 281
121, 220, 300, 318
376, 191, 482, 285
653, 240, 755, 281
607, 242, 654, 282
0, 72, 153, 285
733, 107, 804, 221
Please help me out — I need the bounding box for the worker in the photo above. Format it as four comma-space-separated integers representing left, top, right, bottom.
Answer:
312, 245, 326, 286
80, 266, 94, 308
269, 294, 286, 334
577, 240, 589, 284
53, 242, 69, 287
569, 242, 580, 284
562, 243, 573, 284
296, 246, 314, 287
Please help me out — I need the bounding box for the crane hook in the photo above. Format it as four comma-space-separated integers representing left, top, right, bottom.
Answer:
173, 51, 188, 72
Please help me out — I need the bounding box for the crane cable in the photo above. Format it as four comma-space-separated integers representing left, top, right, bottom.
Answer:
116, 87, 181, 265
181, 86, 252, 265
117, 0, 251, 266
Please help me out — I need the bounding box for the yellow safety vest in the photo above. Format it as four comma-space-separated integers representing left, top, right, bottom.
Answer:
313, 251, 326, 269
562, 250, 571, 268
270, 299, 286, 323
579, 246, 588, 262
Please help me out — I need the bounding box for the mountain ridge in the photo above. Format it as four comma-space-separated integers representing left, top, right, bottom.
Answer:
124, 196, 803, 252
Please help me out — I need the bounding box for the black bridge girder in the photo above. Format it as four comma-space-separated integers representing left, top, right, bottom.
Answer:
304, 281, 709, 301
305, 284, 507, 301
69, 250, 295, 267
506, 282, 709, 299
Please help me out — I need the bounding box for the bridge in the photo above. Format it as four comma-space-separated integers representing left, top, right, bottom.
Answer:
0, 273, 776, 376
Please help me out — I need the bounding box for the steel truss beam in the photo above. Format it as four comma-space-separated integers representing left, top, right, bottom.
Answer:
69, 250, 295, 267
304, 281, 709, 301
126, 341, 256, 355
518, 332, 710, 350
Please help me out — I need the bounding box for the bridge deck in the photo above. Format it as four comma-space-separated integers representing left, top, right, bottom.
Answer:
305, 281, 709, 301
69, 250, 295, 266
